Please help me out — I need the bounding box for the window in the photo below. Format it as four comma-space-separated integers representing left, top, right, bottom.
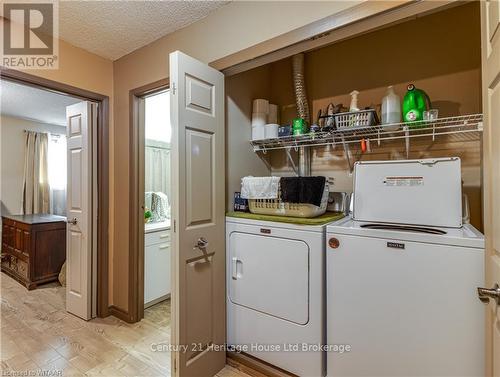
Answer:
144, 90, 171, 223
48, 134, 67, 190
145, 90, 171, 144
48, 133, 67, 215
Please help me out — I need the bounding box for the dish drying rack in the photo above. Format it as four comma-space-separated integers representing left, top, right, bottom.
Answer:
250, 114, 483, 171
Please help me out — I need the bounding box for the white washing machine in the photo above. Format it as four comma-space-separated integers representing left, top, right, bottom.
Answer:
226, 216, 327, 376
326, 158, 485, 377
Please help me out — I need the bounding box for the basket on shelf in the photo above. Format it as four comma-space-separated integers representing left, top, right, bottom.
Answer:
248, 183, 329, 218
334, 109, 379, 131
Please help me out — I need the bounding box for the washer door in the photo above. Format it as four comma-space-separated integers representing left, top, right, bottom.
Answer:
228, 231, 309, 325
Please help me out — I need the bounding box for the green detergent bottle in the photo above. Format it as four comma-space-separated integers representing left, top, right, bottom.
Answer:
402, 84, 430, 123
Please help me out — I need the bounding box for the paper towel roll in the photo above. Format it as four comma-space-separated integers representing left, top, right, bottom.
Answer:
252, 99, 269, 114
268, 104, 278, 124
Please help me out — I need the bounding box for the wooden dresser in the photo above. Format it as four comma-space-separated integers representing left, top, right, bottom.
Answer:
1, 214, 66, 289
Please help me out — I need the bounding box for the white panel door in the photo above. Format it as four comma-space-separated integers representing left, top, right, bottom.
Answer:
480, 1, 500, 375
169, 51, 225, 376
66, 101, 95, 320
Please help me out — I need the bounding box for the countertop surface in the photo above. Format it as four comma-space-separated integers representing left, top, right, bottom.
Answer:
226, 211, 345, 225
145, 220, 170, 233
2, 214, 67, 224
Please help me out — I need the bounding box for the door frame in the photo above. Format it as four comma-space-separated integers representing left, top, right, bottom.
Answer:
128, 78, 169, 323
0, 68, 110, 318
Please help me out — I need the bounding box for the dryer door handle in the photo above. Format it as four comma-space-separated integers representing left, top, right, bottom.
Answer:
232, 257, 241, 280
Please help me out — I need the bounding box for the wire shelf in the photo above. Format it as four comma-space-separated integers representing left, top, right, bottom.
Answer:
250, 114, 483, 152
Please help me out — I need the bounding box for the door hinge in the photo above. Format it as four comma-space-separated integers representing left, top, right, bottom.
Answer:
174, 357, 177, 373
172, 82, 176, 95
173, 220, 176, 233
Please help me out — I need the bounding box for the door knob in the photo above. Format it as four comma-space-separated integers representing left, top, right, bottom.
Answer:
194, 237, 208, 250
477, 284, 500, 305
67, 218, 77, 225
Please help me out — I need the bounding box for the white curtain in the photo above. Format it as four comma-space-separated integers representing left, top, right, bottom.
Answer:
22, 131, 50, 214
145, 146, 170, 197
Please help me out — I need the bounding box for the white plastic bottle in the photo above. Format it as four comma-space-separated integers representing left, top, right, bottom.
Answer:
349, 90, 360, 112
381, 86, 401, 125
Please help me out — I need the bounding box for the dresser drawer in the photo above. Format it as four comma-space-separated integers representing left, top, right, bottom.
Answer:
4, 245, 28, 262
1, 254, 11, 269
7, 255, 29, 280
15, 258, 28, 279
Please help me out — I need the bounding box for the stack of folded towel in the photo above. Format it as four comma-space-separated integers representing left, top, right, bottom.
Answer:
241, 176, 326, 206
280, 176, 326, 207
241, 176, 281, 199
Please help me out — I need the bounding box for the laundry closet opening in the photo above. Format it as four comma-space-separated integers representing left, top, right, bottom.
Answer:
223, 2, 484, 374
226, 1, 483, 231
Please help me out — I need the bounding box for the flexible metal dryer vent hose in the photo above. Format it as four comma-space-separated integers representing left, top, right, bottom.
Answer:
292, 53, 310, 124
292, 53, 311, 177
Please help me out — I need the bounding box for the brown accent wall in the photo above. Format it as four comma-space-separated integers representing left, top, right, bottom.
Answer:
226, 66, 273, 210
263, 3, 483, 229
269, 2, 481, 124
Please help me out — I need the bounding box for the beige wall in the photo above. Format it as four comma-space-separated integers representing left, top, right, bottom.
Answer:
25, 39, 114, 98
112, 1, 365, 312
0, 115, 66, 216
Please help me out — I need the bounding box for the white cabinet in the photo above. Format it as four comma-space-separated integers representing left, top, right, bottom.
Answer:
144, 226, 171, 306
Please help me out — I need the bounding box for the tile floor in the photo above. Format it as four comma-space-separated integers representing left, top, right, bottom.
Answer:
0, 273, 251, 377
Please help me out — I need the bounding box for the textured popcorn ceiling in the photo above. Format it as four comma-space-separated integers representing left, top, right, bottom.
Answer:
0, 80, 80, 126
59, 1, 229, 60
